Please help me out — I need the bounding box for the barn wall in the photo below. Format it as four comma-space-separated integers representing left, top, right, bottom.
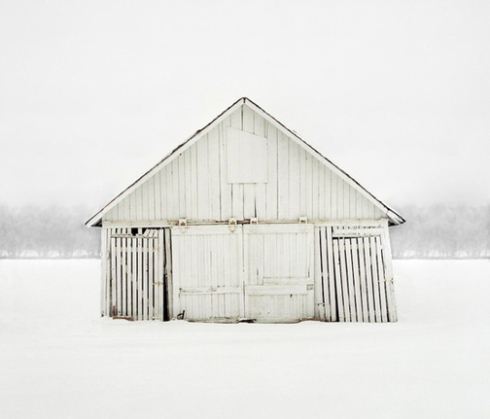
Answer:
314, 221, 397, 323
103, 104, 385, 224
101, 227, 172, 321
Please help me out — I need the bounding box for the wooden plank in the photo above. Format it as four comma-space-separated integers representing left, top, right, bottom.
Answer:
184, 143, 193, 219
344, 238, 357, 321
318, 163, 325, 219
178, 154, 186, 219
238, 225, 245, 318
343, 180, 350, 219
262, 278, 313, 285
154, 168, 162, 221
171, 160, 179, 219
357, 238, 369, 322
207, 127, 221, 221
162, 229, 167, 319
171, 228, 181, 319
158, 167, 165, 220
254, 112, 267, 219
148, 236, 154, 320
326, 227, 337, 322
197, 136, 210, 220
154, 229, 162, 320
288, 141, 300, 219
165, 228, 173, 320
381, 225, 398, 322
324, 163, 332, 219
314, 227, 324, 320
332, 228, 385, 237
351, 239, 363, 321
339, 239, 351, 321
362, 237, 375, 322
375, 235, 388, 322
318, 227, 328, 320
338, 177, 345, 219
136, 233, 143, 320
121, 235, 127, 316
110, 234, 116, 317
333, 239, 345, 322
219, 121, 232, 221
180, 287, 241, 294
349, 183, 356, 219
143, 237, 149, 320
151, 232, 158, 320
115, 233, 122, 315
245, 285, 309, 296
298, 148, 306, 217
164, 165, 173, 220
265, 124, 278, 220
242, 104, 256, 219
124, 230, 131, 318
369, 236, 381, 322
304, 151, 312, 219
230, 107, 244, 220
307, 227, 315, 319
131, 236, 137, 319
311, 157, 319, 220
277, 132, 289, 220
331, 171, 338, 219
147, 178, 155, 222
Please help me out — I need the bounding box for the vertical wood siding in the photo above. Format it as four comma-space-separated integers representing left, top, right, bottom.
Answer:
171, 225, 244, 321
171, 224, 315, 322
103, 104, 384, 224
101, 227, 171, 321
243, 224, 315, 322
315, 222, 397, 322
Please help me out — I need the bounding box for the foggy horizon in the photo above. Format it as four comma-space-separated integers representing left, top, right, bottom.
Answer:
1, 1, 489, 212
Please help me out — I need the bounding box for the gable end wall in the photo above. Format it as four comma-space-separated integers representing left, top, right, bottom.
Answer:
103, 104, 385, 224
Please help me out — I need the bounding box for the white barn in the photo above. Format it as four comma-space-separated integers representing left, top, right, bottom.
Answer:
86, 97, 405, 323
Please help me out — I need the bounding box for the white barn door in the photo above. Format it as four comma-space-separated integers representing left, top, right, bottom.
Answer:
243, 224, 315, 322
317, 225, 397, 323
108, 228, 166, 321
172, 226, 244, 321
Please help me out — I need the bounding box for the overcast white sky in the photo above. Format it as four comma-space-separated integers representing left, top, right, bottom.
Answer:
1, 0, 489, 214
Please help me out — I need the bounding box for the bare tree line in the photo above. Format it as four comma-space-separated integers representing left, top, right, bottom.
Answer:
0, 205, 99, 258
390, 205, 490, 258
0, 204, 488, 259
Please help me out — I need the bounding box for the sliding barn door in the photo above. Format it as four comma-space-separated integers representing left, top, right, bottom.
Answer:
243, 224, 315, 322
108, 228, 168, 321
171, 226, 244, 321
317, 225, 397, 322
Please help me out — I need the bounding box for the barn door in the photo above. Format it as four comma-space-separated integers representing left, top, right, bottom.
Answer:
243, 224, 315, 322
318, 225, 397, 323
109, 228, 167, 321
171, 225, 244, 321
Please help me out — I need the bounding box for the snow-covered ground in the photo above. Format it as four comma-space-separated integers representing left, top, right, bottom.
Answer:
0, 260, 489, 419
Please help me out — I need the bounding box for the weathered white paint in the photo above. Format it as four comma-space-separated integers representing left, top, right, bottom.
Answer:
101, 228, 168, 321
244, 224, 315, 322
171, 225, 243, 321
317, 224, 397, 322
103, 103, 385, 225
100, 222, 398, 323
94, 98, 401, 324
170, 224, 315, 322
226, 127, 268, 184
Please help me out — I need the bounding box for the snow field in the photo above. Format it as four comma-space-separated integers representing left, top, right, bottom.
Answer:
0, 259, 489, 418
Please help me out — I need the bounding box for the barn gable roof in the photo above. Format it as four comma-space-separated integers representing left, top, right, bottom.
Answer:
86, 97, 405, 227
